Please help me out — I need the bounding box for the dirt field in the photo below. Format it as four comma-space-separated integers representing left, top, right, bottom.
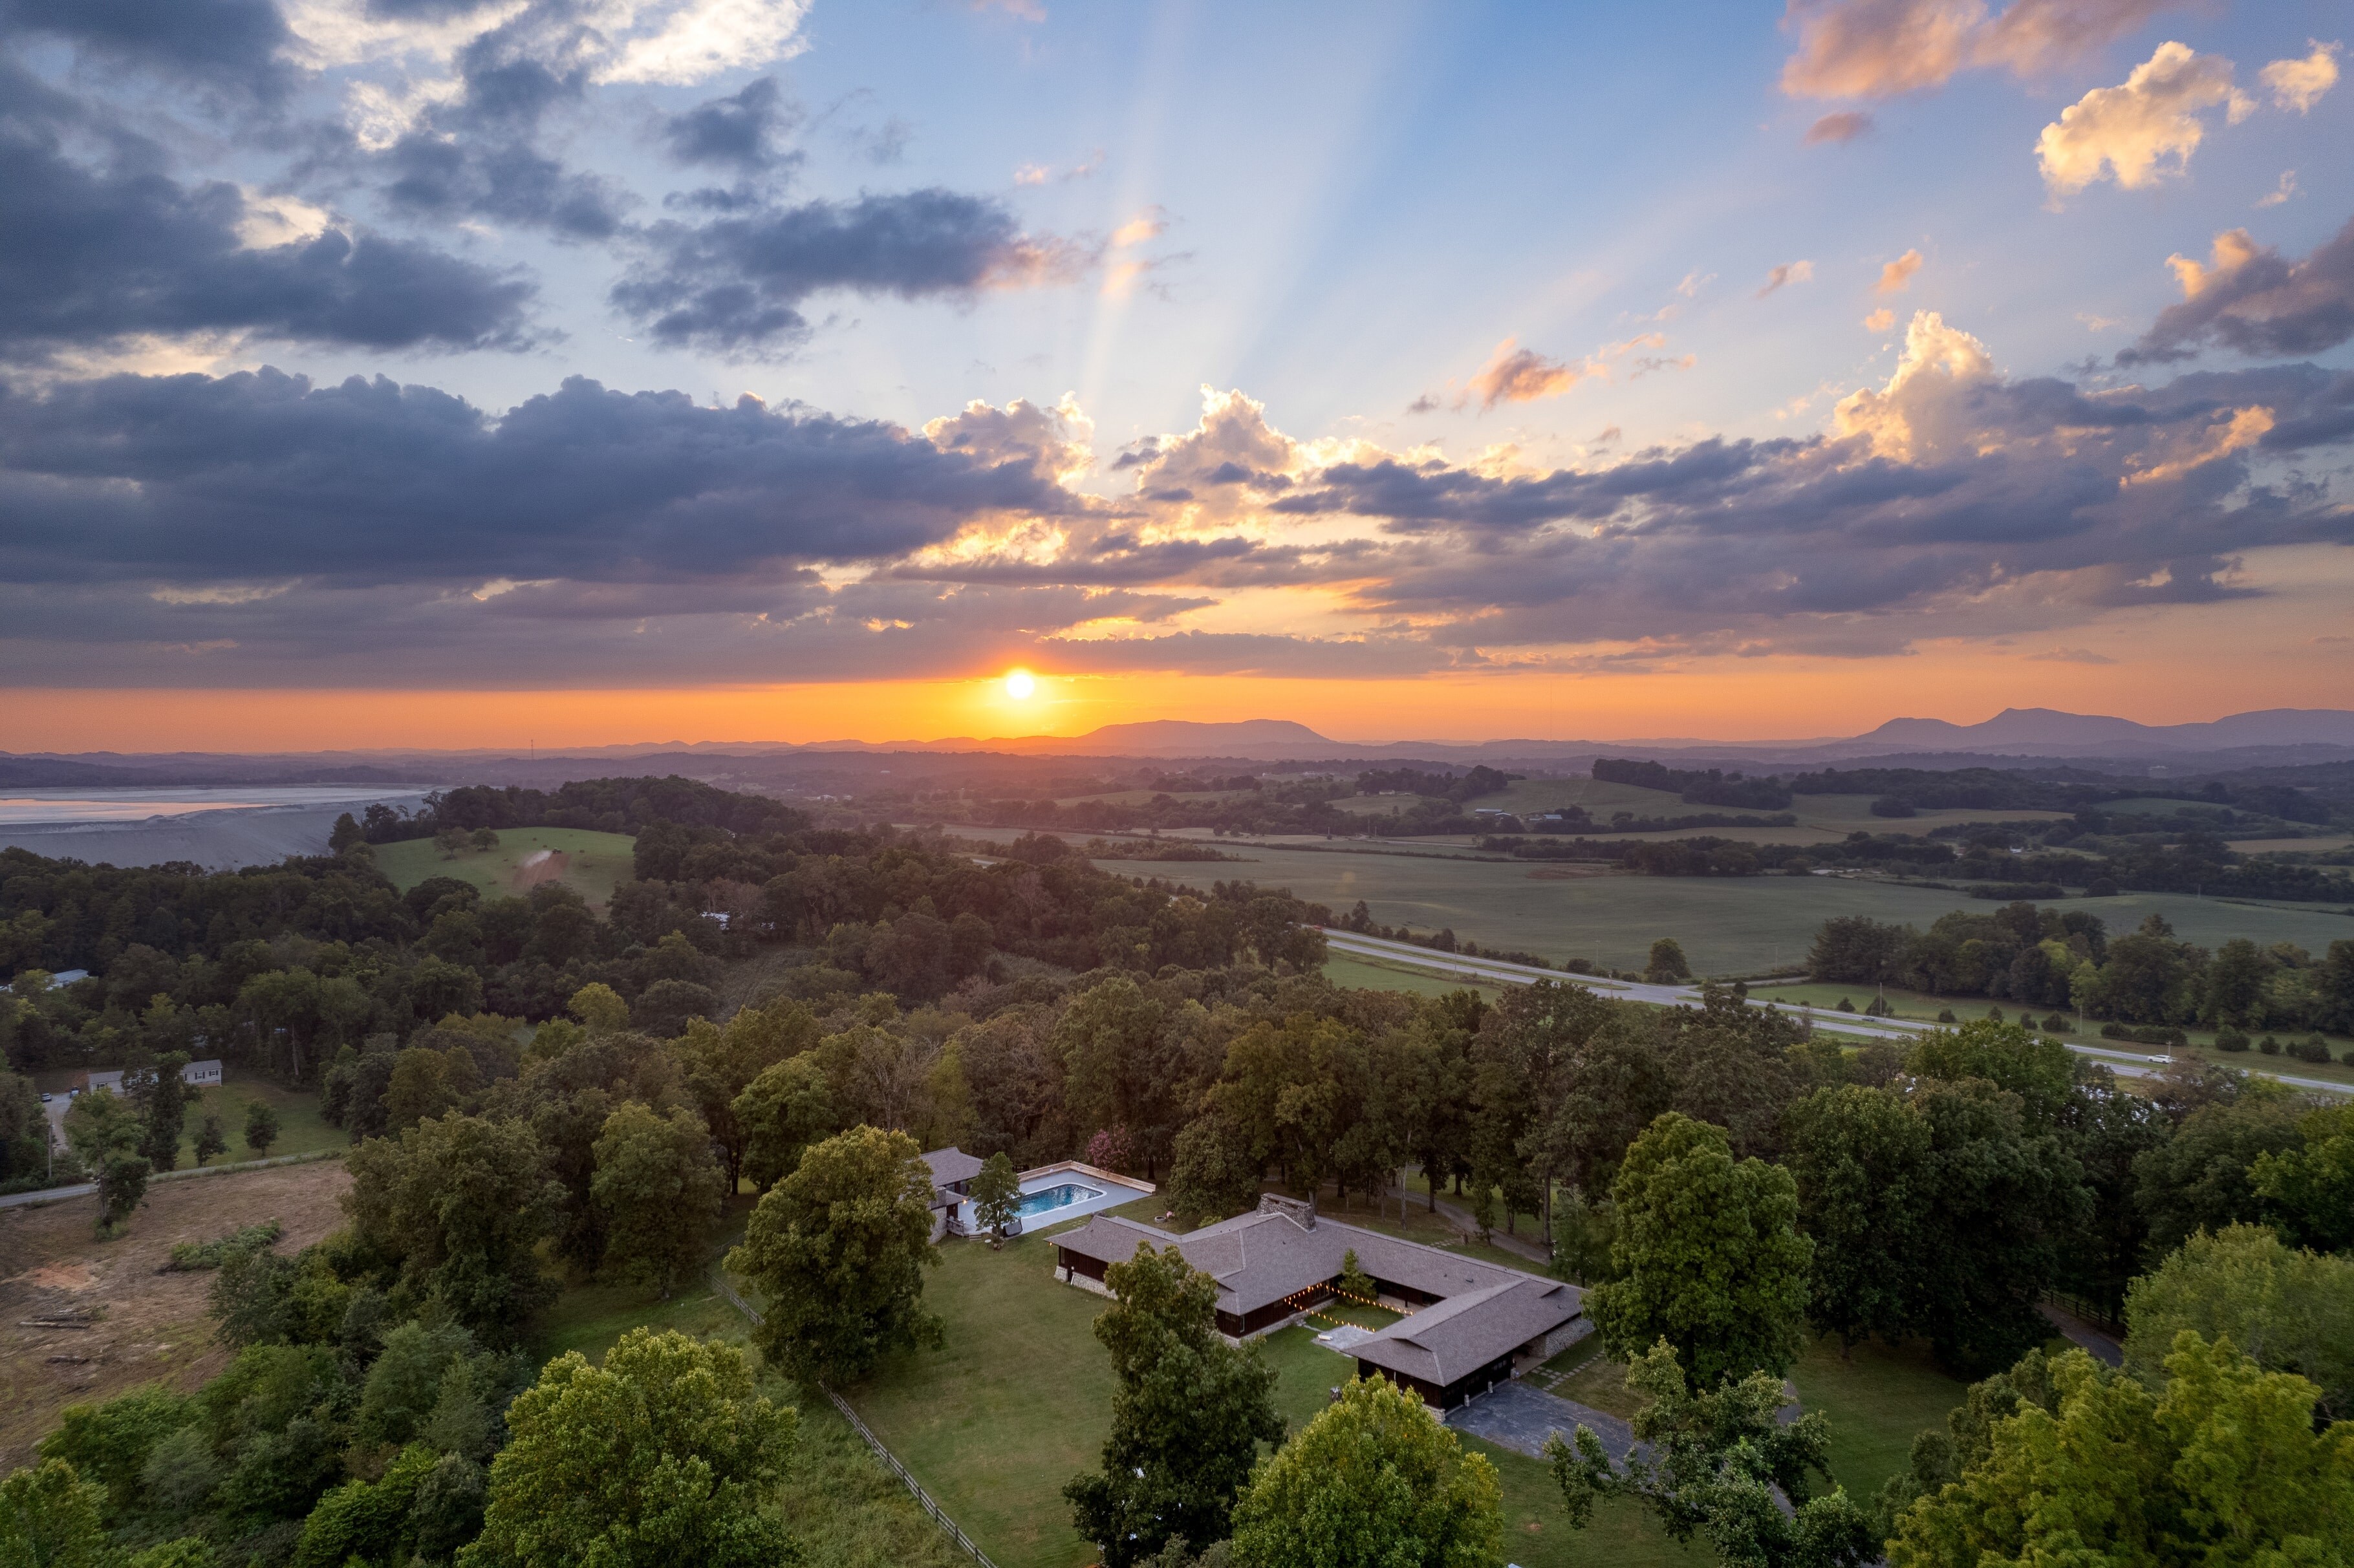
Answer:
0, 1160, 352, 1470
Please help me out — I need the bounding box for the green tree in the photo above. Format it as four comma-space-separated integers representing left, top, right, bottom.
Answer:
730, 1053, 836, 1192
37, 1384, 196, 1518
294, 1443, 438, 1568
968, 1150, 1021, 1247
677, 1000, 819, 1192
459, 1328, 794, 1568
1165, 1113, 1260, 1223
356, 1320, 478, 1449
244, 1099, 281, 1156
137, 1053, 191, 1172
2133, 1095, 2304, 1254
1887, 1336, 2354, 1568
569, 983, 632, 1035
1905, 1018, 2075, 1130
591, 1102, 726, 1296
1227, 1374, 1502, 1568
1785, 1085, 1930, 1353
1064, 1244, 1284, 1565
1548, 1340, 1875, 1568
63, 1088, 150, 1232
1586, 1113, 1813, 1386
345, 1113, 563, 1342
192, 1113, 227, 1167
1647, 938, 1692, 983
2124, 1223, 2354, 1422
2251, 1103, 2354, 1252
0, 1459, 109, 1568
724, 1124, 943, 1381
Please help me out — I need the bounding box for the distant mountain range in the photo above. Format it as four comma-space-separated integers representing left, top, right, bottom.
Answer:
6, 707, 2353, 784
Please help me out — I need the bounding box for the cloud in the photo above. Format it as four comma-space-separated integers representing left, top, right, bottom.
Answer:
1804, 111, 1875, 143
1468, 341, 1585, 409
2258, 171, 2298, 209
595, 0, 812, 87
1013, 151, 1103, 185
660, 77, 801, 171
2261, 41, 2340, 113
2025, 647, 2117, 662
1758, 260, 1815, 297
2124, 216, 2354, 362
1832, 309, 1998, 461
1875, 248, 1924, 294
1864, 307, 1897, 332
2036, 42, 2251, 196
1780, 0, 2182, 100
0, 73, 538, 361
611, 188, 1088, 354
0, 0, 294, 105
0, 368, 1081, 590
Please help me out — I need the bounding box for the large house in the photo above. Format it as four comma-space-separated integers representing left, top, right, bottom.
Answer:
1051, 1194, 1586, 1410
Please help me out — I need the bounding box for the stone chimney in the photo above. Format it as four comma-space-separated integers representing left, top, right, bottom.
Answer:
1257, 1192, 1316, 1230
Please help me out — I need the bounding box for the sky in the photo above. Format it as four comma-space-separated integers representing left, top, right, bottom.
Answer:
2, 0, 2351, 751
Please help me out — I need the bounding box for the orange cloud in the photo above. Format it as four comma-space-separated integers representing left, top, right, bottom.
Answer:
2261, 41, 2340, 112
1758, 260, 1815, 297
1863, 306, 1896, 332
1781, 0, 2188, 100
1875, 248, 1924, 294
1468, 340, 1586, 408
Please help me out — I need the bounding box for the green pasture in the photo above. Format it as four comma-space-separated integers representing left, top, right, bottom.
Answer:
374, 826, 638, 908
1094, 840, 2354, 975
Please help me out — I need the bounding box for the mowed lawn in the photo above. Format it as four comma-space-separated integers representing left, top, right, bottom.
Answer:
845, 1222, 1715, 1568
177, 1073, 341, 1164
374, 826, 638, 908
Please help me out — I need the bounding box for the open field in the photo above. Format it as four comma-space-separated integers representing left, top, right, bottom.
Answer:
1086, 838, 2354, 975
1324, 950, 1501, 1000
0, 1159, 351, 1471
374, 826, 638, 908
2229, 835, 2354, 854
842, 1221, 1699, 1568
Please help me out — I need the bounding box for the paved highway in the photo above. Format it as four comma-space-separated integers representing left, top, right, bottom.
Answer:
1321, 928, 2349, 1096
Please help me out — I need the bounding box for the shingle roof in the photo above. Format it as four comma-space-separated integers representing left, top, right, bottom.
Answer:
1350, 1277, 1581, 1388
1051, 1207, 1579, 1329
920, 1147, 986, 1190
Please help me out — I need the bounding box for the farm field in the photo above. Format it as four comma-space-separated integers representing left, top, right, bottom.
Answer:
842, 1219, 1701, 1568
373, 826, 638, 908
1085, 838, 2354, 975
0, 1159, 352, 1471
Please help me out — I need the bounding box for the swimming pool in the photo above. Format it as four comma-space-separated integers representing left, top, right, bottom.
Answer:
1016, 1181, 1105, 1218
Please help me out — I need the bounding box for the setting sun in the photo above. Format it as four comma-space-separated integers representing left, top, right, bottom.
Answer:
1004, 668, 1037, 700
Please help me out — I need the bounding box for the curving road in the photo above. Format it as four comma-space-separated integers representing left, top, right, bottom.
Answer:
1320, 928, 2349, 1097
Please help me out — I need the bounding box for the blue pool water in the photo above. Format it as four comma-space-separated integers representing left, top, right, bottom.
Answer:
1016, 1182, 1104, 1218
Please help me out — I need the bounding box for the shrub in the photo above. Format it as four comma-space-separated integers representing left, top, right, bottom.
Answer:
1936, 1009, 1957, 1024
2288, 1036, 2333, 1065
2042, 1013, 2069, 1033
2260, 1035, 2282, 1056
2215, 1026, 2251, 1053
2100, 1022, 2187, 1047
165, 1220, 283, 1273
1869, 797, 1916, 819
2087, 878, 2119, 897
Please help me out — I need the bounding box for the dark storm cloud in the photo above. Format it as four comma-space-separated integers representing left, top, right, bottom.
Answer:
0, 0, 292, 105
662, 77, 799, 172
2123, 216, 2354, 365
0, 75, 538, 358
612, 188, 1070, 352
0, 367, 1078, 586
383, 134, 629, 241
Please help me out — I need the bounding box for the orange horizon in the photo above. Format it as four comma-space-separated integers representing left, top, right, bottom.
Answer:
3, 656, 2344, 755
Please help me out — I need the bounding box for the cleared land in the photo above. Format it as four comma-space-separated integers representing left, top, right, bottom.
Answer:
1323, 951, 1500, 1000
1085, 839, 2354, 975
374, 826, 638, 908
0, 1159, 352, 1471
843, 1219, 1702, 1568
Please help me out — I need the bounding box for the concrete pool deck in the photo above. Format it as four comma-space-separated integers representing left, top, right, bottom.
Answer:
949, 1159, 1156, 1237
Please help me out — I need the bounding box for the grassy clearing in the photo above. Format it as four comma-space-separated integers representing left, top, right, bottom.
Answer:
845, 1228, 1700, 1568
1323, 950, 1501, 1000
373, 826, 638, 908
1789, 1335, 1970, 1499
176, 1074, 341, 1165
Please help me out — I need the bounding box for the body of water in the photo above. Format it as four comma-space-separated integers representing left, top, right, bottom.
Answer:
0, 787, 435, 827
